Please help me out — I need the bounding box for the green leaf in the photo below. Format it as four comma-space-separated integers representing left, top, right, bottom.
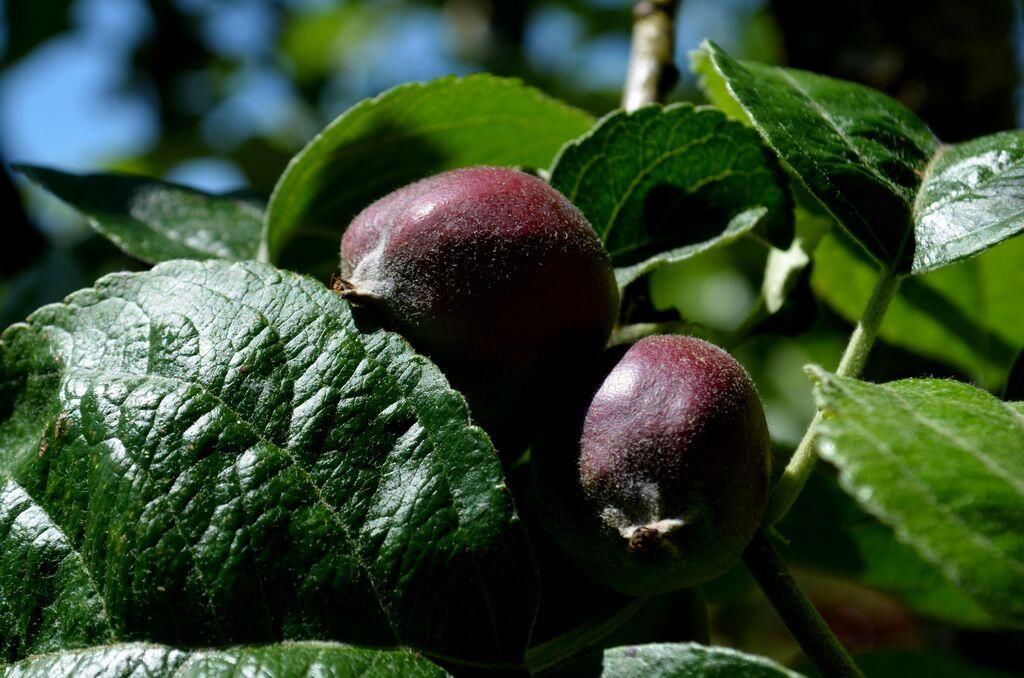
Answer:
547, 643, 801, 677
0, 642, 448, 677
913, 131, 1024, 272
810, 369, 1024, 626
264, 75, 595, 277
689, 49, 750, 124
811, 231, 1024, 389
700, 42, 1024, 274
779, 466, 996, 629
16, 166, 264, 265
548, 104, 793, 288
0, 260, 534, 665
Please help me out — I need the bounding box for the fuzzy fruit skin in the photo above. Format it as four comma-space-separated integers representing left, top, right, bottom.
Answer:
533, 336, 770, 595
340, 166, 619, 447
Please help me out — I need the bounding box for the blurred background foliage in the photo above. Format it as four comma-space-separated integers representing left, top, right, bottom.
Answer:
2, 0, 1023, 673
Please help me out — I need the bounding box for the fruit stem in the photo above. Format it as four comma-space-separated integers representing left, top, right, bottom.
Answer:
622, 0, 681, 110
763, 265, 902, 525
743, 529, 865, 678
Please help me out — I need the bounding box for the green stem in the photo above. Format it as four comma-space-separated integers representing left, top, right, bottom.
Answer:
743, 530, 864, 678
764, 266, 901, 526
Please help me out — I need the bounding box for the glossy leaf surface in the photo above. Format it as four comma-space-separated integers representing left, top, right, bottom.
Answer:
701, 43, 1024, 273
0, 642, 447, 677
0, 260, 534, 665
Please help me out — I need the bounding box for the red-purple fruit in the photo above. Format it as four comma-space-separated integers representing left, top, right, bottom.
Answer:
339, 166, 620, 447
533, 335, 770, 595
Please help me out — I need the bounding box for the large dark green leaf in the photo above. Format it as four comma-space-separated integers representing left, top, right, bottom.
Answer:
16, 166, 264, 265
0, 642, 447, 677
700, 42, 1024, 274
811, 231, 1024, 390
264, 75, 594, 277
548, 104, 792, 288
548, 643, 801, 677
779, 466, 995, 628
0, 260, 534, 665
810, 369, 1024, 626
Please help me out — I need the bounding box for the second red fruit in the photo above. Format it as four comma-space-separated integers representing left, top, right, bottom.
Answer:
534, 335, 770, 594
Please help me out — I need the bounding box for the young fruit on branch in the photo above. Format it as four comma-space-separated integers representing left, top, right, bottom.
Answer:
339, 166, 620, 450
533, 335, 770, 595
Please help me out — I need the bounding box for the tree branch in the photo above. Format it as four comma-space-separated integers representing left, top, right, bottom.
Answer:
622, 0, 681, 110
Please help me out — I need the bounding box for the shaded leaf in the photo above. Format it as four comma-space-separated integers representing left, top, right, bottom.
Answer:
264, 75, 594, 277
700, 42, 1024, 274
812, 232, 1024, 389
0, 260, 534, 665
811, 369, 1024, 626
548, 104, 792, 288
0, 642, 447, 677
16, 166, 263, 265
548, 643, 801, 677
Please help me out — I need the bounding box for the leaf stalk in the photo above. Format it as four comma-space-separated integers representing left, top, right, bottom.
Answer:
764, 265, 902, 526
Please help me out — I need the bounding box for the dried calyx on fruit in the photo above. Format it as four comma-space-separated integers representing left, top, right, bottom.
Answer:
533, 335, 770, 595
339, 166, 620, 451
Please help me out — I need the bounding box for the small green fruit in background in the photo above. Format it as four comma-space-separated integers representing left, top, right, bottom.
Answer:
534, 335, 770, 595
340, 166, 620, 450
